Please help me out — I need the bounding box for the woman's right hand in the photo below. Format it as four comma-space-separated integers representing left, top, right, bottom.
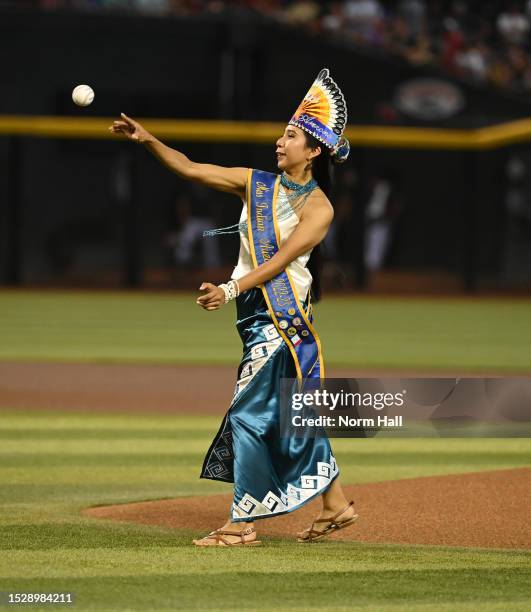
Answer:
109, 113, 153, 144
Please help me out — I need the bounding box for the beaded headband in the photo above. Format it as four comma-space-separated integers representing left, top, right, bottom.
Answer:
288, 68, 348, 154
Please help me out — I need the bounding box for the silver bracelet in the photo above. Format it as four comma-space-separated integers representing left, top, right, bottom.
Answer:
218, 279, 240, 304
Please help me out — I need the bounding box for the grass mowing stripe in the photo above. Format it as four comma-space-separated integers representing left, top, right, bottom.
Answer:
0, 440, 214, 453
0, 413, 220, 431
1, 413, 530, 454
0, 453, 205, 467
308, 605, 531, 612
1, 412, 529, 453
0, 483, 232, 505
2, 543, 530, 570
0, 569, 529, 609
336, 464, 530, 485
1, 292, 531, 370
0, 429, 212, 440
1, 451, 529, 469
2, 439, 528, 459
1, 465, 527, 500
0, 467, 205, 485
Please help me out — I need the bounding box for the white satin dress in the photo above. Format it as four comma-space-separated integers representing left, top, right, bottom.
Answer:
230, 185, 313, 303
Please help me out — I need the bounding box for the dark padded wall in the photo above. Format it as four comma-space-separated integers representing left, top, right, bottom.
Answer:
0, 10, 525, 286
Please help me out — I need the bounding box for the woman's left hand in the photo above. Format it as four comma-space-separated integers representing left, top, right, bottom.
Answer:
196, 282, 225, 311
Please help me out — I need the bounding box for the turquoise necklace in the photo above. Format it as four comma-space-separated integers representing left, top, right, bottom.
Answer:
280, 173, 318, 195
203, 173, 318, 237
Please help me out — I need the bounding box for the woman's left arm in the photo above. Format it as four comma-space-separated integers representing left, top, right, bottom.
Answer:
197, 197, 334, 310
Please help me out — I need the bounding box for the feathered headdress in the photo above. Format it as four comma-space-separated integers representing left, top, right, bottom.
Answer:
289, 68, 349, 163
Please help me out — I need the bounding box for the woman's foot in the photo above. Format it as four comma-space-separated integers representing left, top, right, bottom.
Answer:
297, 500, 358, 541
192, 523, 259, 546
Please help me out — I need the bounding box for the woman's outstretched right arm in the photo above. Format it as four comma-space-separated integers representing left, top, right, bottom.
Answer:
109, 113, 248, 197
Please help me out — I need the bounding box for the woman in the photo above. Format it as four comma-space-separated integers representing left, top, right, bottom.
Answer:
110, 68, 358, 546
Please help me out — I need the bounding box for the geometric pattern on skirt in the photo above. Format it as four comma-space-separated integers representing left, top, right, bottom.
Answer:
200, 321, 282, 483
231, 453, 339, 521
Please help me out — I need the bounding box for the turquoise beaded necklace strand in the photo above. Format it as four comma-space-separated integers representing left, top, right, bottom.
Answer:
203, 172, 318, 237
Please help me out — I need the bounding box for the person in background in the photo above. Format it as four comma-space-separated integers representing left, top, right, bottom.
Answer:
364, 170, 403, 273
164, 188, 220, 269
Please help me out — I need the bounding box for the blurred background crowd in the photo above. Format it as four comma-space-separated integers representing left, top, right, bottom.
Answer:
1, 0, 531, 293
5, 0, 531, 94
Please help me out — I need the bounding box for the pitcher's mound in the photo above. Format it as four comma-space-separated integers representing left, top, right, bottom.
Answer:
83, 468, 531, 550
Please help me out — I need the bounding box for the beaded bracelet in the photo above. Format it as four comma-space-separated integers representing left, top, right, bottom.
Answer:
218, 279, 240, 304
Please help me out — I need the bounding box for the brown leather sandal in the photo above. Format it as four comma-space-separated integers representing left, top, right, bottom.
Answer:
193, 525, 262, 547
297, 500, 359, 543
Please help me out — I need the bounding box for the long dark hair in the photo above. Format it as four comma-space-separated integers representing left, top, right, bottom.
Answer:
303, 131, 335, 302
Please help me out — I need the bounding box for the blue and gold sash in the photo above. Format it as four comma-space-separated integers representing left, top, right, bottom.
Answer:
246, 168, 324, 380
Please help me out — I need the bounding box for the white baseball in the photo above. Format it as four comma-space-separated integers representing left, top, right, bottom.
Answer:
72, 84, 95, 107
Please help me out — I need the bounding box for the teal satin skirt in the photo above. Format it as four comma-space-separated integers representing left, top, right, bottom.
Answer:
200, 287, 339, 522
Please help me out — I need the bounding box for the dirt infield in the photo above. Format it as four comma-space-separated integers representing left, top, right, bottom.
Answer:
0, 362, 512, 415
83, 468, 531, 550
0, 362, 235, 414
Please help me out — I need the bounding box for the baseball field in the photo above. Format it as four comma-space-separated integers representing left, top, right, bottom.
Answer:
1, 290, 530, 611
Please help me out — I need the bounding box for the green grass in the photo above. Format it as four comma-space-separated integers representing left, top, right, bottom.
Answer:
0, 410, 530, 611
1, 289, 530, 610
0, 290, 531, 371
